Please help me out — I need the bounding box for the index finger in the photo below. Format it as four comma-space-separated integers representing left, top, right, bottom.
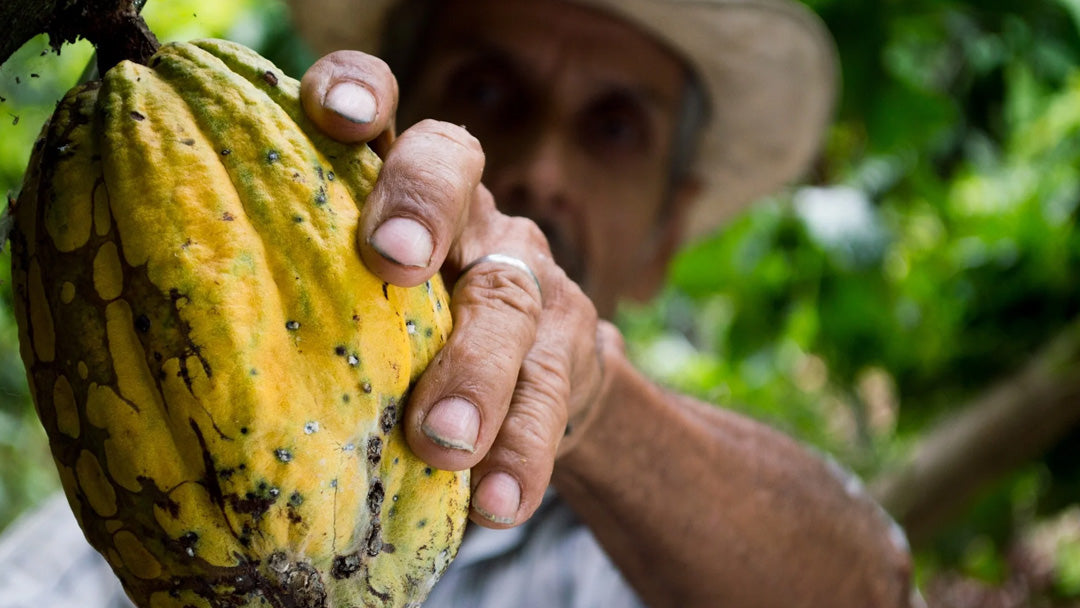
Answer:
299, 50, 399, 145
358, 120, 485, 287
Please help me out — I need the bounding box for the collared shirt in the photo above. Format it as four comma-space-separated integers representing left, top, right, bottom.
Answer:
0, 490, 645, 608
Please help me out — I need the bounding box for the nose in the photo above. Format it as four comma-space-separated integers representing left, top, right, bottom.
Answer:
486, 133, 571, 220
484, 133, 587, 283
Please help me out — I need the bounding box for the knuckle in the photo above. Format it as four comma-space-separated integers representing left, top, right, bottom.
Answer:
514, 406, 560, 454
414, 119, 485, 162
542, 266, 592, 319
380, 157, 463, 218
520, 355, 572, 422
410, 161, 463, 204
383, 125, 484, 211
456, 264, 543, 322
505, 215, 549, 250
492, 402, 564, 475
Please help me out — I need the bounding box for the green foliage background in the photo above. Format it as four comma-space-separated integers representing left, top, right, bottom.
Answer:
2, 0, 1080, 600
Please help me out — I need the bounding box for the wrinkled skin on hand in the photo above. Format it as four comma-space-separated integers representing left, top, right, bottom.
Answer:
301, 51, 617, 529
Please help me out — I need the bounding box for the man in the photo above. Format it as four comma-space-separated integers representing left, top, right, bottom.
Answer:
0, 0, 917, 606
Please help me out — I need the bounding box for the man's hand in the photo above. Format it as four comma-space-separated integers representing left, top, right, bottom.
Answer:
300, 51, 617, 529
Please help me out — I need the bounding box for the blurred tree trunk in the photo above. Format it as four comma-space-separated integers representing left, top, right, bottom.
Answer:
872, 319, 1080, 547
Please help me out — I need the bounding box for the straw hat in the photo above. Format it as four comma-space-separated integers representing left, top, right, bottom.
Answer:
289, 0, 838, 241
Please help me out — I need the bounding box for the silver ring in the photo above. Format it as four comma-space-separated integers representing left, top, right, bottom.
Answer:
458, 253, 543, 300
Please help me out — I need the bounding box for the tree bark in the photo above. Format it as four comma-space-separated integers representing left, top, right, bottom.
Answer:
871, 319, 1080, 547
0, 0, 62, 66
1, 0, 156, 72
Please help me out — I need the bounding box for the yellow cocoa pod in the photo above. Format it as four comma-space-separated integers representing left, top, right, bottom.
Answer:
9, 39, 469, 608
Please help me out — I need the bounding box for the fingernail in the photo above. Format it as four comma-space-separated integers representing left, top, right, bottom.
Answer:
324, 81, 377, 124
473, 472, 521, 525
369, 217, 433, 268
422, 397, 480, 452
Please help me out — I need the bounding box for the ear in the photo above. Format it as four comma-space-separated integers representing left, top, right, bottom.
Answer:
625, 175, 703, 301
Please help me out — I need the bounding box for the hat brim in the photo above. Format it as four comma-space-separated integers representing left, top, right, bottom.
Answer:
289, 0, 838, 242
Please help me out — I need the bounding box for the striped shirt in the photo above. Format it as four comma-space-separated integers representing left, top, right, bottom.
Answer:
0, 490, 645, 608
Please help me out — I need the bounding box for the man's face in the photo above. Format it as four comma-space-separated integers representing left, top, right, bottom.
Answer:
398, 0, 697, 317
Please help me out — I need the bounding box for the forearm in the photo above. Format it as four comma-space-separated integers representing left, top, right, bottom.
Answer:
552, 350, 915, 608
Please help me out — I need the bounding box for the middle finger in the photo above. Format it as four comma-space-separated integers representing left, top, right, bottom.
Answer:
403, 215, 548, 473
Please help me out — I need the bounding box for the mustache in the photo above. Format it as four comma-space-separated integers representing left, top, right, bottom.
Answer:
532, 217, 586, 288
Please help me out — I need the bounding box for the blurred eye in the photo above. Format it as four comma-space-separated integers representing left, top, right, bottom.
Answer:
581, 93, 653, 157
442, 58, 523, 129
455, 70, 506, 109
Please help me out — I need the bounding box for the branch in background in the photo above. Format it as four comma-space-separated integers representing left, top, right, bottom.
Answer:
871, 319, 1080, 548
1, 0, 157, 72
0, 0, 60, 66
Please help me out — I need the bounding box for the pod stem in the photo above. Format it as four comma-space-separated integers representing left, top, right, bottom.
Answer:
49, 0, 160, 72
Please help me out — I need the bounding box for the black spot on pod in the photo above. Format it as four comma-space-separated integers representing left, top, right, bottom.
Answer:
275, 448, 293, 463
134, 314, 151, 333
286, 320, 300, 331
382, 282, 389, 300
361, 382, 372, 394
267, 150, 280, 163
314, 186, 327, 205
179, 531, 199, 557
262, 70, 279, 86
380, 401, 397, 433
367, 479, 384, 514
367, 436, 382, 465
331, 553, 362, 579
327, 171, 335, 181
233, 483, 278, 519
180, 138, 196, 146
265, 554, 326, 605
335, 345, 347, 356
289, 490, 304, 508
365, 522, 383, 556
130, 111, 145, 121
221, 148, 231, 156
286, 491, 305, 525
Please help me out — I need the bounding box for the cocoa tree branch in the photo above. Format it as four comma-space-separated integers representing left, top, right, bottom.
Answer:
871, 319, 1080, 548
0, 0, 63, 66
1, 0, 156, 71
